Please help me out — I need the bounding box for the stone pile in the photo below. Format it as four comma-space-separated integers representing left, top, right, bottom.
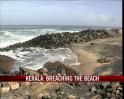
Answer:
97, 58, 110, 63
0, 81, 122, 99
0, 61, 123, 99
1, 29, 113, 51
14, 61, 79, 77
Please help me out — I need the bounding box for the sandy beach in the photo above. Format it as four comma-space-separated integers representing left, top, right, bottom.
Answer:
71, 31, 122, 75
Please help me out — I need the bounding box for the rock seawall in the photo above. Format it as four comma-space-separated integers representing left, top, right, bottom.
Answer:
0, 29, 118, 51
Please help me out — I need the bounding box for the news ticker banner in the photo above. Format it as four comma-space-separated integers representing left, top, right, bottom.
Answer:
0, 75, 124, 82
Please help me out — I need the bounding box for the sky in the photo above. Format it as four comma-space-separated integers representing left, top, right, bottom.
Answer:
0, 0, 122, 27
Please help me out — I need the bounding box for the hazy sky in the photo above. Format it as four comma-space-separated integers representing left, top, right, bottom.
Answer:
0, 0, 122, 27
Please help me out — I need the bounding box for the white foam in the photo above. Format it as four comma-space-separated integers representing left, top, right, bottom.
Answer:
0, 31, 35, 48
0, 47, 80, 70
0, 29, 79, 48
3, 31, 14, 36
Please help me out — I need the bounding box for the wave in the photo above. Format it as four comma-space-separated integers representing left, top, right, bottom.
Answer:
0, 31, 35, 48
0, 29, 79, 48
0, 47, 80, 70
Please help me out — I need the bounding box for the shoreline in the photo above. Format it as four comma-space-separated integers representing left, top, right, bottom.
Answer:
71, 34, 122, 75
0, 28, 122, 99
0, 28, 122, 75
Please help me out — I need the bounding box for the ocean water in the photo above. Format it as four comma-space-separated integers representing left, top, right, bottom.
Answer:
0, 25, 82, 48
0, 25, 83, 70
0, 25, 111, 70
0, 47, 80, 71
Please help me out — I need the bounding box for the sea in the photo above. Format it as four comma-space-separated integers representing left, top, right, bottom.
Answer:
0, 25, 113, 71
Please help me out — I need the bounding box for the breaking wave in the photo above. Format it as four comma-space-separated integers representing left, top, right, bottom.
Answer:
0, 47, 80, 70
0, 29, 78, 48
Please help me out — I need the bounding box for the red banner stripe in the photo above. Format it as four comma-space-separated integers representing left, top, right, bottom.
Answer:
0, 76, 124, 82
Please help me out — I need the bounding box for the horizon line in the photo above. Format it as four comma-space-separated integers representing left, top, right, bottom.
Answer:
0, 24, 122, 27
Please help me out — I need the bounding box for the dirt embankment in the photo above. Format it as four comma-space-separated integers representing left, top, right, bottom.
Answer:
0, 55, 15, 75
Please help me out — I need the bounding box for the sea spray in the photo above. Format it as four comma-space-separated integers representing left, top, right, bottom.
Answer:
0, 47, 80, 71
